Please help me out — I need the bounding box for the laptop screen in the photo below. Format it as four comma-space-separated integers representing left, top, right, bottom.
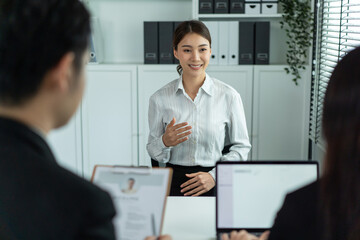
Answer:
216, 161, 318, 231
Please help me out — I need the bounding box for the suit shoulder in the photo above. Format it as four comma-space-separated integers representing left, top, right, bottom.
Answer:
51, 166, 115, 212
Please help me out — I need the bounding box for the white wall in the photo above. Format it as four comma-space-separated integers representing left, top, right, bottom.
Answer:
85, 0, 192, 63
311, 141, 326, 175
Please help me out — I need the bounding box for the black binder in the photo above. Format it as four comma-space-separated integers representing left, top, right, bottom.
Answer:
159, 22, 174, 64
173, 21, 182, 64
214, 0, 229, 13
230, 0, 245, 13
144, 22, 159, 64
199, 0, 213, 13
255, 22, 270, 64
238, 22, 254, 64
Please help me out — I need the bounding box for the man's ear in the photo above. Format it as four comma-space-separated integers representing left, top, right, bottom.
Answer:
173, 48, 179, 60
45, 52, 75, 92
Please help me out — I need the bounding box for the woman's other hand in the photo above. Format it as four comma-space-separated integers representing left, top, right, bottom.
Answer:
144, 235, 172, 240
221, 230, 270, 240
180, 172, 215, 196
162, 117, 192, 147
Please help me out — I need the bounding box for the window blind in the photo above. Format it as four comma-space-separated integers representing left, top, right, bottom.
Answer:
309, 0, 360, 145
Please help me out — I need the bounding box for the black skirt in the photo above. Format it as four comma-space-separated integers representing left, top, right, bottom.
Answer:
166, 163, 216, 197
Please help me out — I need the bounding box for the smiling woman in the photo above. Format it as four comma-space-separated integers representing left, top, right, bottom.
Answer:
146, 20, 251, 197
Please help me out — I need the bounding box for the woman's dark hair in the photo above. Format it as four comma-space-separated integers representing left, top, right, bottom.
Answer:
321, 46, 360, 240
0, 0, 91, 106
173, 20, 211, 75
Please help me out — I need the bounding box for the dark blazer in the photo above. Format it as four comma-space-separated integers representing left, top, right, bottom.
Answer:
268, 181, 322, 240
0, 117, 116, 240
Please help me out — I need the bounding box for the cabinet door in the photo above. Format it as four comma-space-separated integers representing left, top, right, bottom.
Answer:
83, 65, 137, 178
47, 111, 82, 176
252, 66, 311, 160
138, 65, 180, 166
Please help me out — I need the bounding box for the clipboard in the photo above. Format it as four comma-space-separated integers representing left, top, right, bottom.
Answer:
92, 165, 172, 240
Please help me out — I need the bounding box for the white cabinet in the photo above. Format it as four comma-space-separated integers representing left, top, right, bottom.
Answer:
83, 65, 138, 178
48, 111, 82, 176
48, 65, 138, 178
138, 65, 180, 166
252, 65, 311, 160
138, 65, 253, 166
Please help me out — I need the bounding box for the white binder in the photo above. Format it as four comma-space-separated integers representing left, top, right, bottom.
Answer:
89, 17, 103, 64
219, 21, 229, 65
228, 21, 239, 65
203, 21, 219, 65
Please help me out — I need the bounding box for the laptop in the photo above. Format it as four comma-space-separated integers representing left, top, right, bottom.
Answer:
216, 161, 319, 239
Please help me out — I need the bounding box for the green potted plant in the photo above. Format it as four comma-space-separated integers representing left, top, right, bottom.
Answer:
279, 0, 314, 85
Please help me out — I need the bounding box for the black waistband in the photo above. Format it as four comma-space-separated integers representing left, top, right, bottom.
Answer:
166, 162, 214, 171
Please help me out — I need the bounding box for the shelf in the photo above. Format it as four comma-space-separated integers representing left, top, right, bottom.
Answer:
198, 13, 282, 19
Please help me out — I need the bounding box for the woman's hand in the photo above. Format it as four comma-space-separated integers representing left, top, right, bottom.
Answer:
162, 117, 192, 147
221, 230, 270, 240
180, 172, 215, 196
144, 235, 172, 240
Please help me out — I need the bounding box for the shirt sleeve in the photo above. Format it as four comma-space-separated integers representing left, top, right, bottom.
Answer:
208, 168, 216, 181
146, 95, 172, 163
221, 92, 251, 161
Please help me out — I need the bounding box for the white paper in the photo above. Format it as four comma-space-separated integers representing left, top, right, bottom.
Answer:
93, 166, 170, 240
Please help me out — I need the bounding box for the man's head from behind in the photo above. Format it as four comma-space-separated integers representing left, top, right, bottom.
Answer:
0, 0, 90, 129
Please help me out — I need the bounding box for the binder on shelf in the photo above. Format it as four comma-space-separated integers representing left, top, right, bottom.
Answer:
144, 22, 159, 64
228, 21, 239, 65
230, 0, 245, 13
214, 0, 229, 13
89, 35, 97, 64
238, 22, 255, 64
89, 17, 103, 64
203, 21, 219, 65
255, 21, 270, 64
218, 21, 229, 65
199, 0, 214, 14
173, 21, 182, 64
159, 22, 174, 64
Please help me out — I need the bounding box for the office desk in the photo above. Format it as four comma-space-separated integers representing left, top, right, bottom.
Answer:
162, 196, 216, 240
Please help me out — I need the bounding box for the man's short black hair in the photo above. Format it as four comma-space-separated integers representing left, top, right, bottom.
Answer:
0, 0, 91, 106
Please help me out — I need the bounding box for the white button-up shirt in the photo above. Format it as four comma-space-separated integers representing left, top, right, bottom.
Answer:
146, 73, 251, 180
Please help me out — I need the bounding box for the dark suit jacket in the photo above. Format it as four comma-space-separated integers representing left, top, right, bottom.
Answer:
0, 117, 116, 240
268, 181, 322, 240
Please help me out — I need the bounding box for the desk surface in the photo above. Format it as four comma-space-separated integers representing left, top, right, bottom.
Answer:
162, 196, 216, 240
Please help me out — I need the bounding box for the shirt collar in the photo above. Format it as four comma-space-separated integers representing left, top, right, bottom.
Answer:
176, 73, 214, 96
